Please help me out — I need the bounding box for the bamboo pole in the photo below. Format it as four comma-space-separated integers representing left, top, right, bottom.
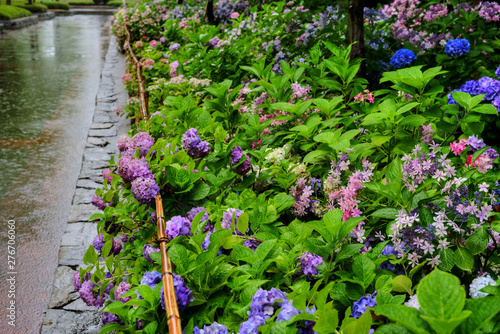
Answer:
156, 195, 182, 334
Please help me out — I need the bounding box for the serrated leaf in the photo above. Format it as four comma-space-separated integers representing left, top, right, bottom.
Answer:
454, 248, 474, 271
374, 305, 430, 334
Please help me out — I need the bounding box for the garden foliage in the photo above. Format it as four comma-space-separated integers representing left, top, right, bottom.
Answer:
76, 0, 500, 333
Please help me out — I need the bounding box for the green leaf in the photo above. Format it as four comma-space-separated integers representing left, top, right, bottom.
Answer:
375, 275, 393, 292
100, 323, 126, 333
438, 249, 454, 271
198, 110, 211, 128
323, 209, 343, 241
143, 321, 158, 334
371, 135, 392, 146
374, 324, 412, 334
465, 227, 489, 255
169, 244, 188, 273
342, 311, 372, 334
454, 248, 474, 271
374, 305, 430, 334
353, 254, 376, 289
456, 296, 500, 334
336, 244, 364, 263
313, 309, 339, 334
452, 91, 471, 110
399, 115, 426, 127
392, 275, 413, 294
421, 311, 471, 334
83, 246, 98, 265
472, 104, 498, 115
237, 212, 249, 235
417, 269, 465, 320
190, 182, 211, 201
371, 208, 399, 219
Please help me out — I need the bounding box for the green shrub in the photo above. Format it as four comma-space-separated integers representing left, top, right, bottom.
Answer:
106, 0, 134, 7
40, 1, 70, 10
0, 5, 31, 19
67, 1, 94, 5
15, 3, 48, 13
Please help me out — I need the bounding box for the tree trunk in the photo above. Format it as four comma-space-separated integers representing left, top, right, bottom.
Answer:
205, 0, 215, 25
348, 0, 366, 79
177, 0, 183, 4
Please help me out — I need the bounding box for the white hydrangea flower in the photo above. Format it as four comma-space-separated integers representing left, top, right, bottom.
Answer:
470, 274, 497, 299
404, 294, 420, 310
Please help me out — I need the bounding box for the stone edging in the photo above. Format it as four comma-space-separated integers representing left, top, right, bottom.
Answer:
0, 12, 55, 31
40, 35, 129, 334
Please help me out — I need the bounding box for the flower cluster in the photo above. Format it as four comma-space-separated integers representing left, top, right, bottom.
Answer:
231, 146, 251, 175
296, 252, 323, 277
182, 128, 211, 159
92, 234, 122, 256
239, 288, 287, 334
193, 322, 229, 334
351, 291, 378, 318
114, 282, 131, 303
160, 273, 194, 311
143, 244, 160, 263
353, 89, 375, 103
445, 39, 470, 58
165, 215, 191, 240
91, 194, 112, 211
448, 76, 500, 112
390, 49, 417, 69
470, 274, 497, 299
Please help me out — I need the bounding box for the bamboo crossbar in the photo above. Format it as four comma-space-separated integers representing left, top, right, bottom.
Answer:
123, 23, 148, 120
156, 195, 182, 334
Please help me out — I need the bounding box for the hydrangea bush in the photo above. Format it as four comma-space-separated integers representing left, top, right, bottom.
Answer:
76, 0, 500, 333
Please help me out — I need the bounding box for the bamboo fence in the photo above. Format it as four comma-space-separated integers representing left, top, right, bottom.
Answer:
123, 21, 182, 334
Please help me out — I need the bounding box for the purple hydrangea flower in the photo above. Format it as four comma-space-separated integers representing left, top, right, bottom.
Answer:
165, 216, 191, 240
120, 234, 133, 243
193, 322, 229, 334
114, 282, 131, 303
160, 37, 166, 45
101, 312, 124, 325
202, 231, 212, 251
445, 39, 470, 58
181, 128, 211, 159
143, 244, 160, 263
250, 288, 287, 316
208, 36, 221, 47
468, 135, 486, 152
117, 134, 133, 153
99, 271, 114, 295
297, 252, 323, 277
221, 208, 244, 230
79, 280, 105, 307
169, 43, 180, 52
239, 313, 268, 334
131, 176, 160, 204
160, 273, 194, 311
187, 207, 209, 224
390, 49, 417, 69
140, 271, 162, 290
231, 146, 251, 175
277, 300, 301, 322
496, 66, 500, 79
132, 132, 155, 157
73, 272, 91, 291
379, 244, 404, 272
92, 234, 105, 253
243, 237, 261, 251
118, 155, 153, 183
91, 194, 111, 211
351, 291, 378, 318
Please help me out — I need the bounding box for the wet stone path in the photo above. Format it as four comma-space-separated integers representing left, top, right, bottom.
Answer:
40, 36, 129, 334
0, 16, 128, 333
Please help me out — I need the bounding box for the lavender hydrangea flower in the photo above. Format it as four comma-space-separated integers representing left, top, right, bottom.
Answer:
231, 146, 251, 175
277, 300, 301, 322
73, 271, 91, 291
297, 252, 323, 277
79, 280, 105, 307
470, 274, 497, 298
445, 39, 470, 57
117, 134, 133, 153
143, 244, 160, 263
99, 271, 114, 295
221, 208, 244, 230
132, 132, 154, 157
187, 207, 209, 224
161, 273, 194, 311
390, 49, 417, 69
250, 288, 287, 316
239, 314, 268, 334
243, 237, 261, 251
140, 271, 162, 290
193, 322, 229, 334
131, 176, 160, 204
103, 169, 113, 184
160, 37, 166, 45
169, 43, 180, 52
351, 291, 378, 318
101, 312, 124, 325
114, 282, 131, 303
496, 66, 500, 79
165, 216, 191, 240
182, 128, 211, 159
379, 244, 404, 272
91, 194, 112, 211
468, 135, 486, 151
92, 234, 105, 253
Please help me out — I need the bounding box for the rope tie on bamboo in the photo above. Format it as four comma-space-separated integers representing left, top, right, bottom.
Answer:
167, 315, 181, 320
156, 237, 170, 245
163, 271, 173, 276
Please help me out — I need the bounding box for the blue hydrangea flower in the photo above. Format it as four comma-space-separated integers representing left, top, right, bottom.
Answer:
496, 66, 500, 79
165, 216, 191, 240
445, 39, 470, 58
187, 207, 210, 224
140, 271, 162, 289
239, 313, 268, 334
250, 288, 287, 316
169, 43, 180, 52
390, 49, 417, 69
470, 274, 497, 298
193, 322, 229, 334
277, 300, 301, 322
243, 237, 261, 251
351, 291, 378, 318
160, 273, 194, 311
